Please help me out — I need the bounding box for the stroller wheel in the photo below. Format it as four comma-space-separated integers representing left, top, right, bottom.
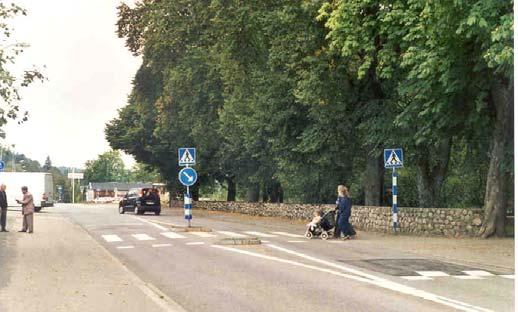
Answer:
321, 232, 329, 240
305, 231, 313, 239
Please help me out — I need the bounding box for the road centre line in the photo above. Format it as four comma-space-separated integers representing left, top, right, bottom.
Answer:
189, 232, 216, 238
117, 246, 135, 249
264, 244, 492, 312
186, 242, 205, 245
133, 216, 169, 231
217, 231, 248, 238
244, 231, 277, 238
271, 231, 304, 238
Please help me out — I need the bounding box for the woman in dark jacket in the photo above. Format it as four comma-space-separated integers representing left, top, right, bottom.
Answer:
336, 185, 355, 239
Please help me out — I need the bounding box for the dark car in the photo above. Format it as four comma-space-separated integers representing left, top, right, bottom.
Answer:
119, 188, 161, 215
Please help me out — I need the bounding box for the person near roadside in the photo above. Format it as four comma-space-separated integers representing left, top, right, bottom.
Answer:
16, 186, 34, 233
336, 185, 355, 240
0, 184, 8, 232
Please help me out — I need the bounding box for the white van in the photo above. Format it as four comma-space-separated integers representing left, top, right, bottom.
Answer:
0, 172, 54, 212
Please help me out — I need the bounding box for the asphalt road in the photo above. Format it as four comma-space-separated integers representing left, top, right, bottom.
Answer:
55, 204, 514, 312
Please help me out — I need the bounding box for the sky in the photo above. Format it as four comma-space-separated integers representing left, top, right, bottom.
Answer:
3, 0, 140, 168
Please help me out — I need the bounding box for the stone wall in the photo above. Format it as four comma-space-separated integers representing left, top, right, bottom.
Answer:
194, 201, 483, 237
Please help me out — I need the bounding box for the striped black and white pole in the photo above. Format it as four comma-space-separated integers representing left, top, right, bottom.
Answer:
184, 188, 192, 227
392, 167, 398, 232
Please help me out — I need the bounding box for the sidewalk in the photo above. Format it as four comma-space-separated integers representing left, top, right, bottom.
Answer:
184, 208, 515, 271
0, 211, 179, 312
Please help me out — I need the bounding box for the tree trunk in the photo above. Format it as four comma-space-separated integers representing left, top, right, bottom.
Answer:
479, 80, 513, 238
268, 181, 282, 203
365, 153, 383, 206
246, 184, 260, 202
226, 177, 236, 201
416, 138, 451, 208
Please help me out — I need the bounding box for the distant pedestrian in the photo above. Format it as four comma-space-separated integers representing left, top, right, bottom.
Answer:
16, 186, 34, 233
0, 184, 8, 232
335, 185, 355, 239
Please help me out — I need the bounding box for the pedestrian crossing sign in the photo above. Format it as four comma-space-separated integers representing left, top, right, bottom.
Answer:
384, 148, 404, 168
178, 148, 196, 166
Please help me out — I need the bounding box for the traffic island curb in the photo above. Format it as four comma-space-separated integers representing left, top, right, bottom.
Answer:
217, 237, 262, 246
171, 225, 213, 232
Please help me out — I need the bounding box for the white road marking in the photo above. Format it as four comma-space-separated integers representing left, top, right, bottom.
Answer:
287, 240, 307, 243
271, 231, 304, 238
152, 244, 172, 248
116, 246, 134, 249
132, 234, 156, 241
161, 232, 186, 239
462, 270, 494, 277
186, 242, 205, 245
133, 216, 169, 231
102, 234, 123, 242
262, 240, 270, 243
264, 244, 492, 312
416, 271, 450, 277
244, 231, 277, 238
217, 231, 249, 238
189, 232, 217, 238
401, 276, 433, 281
500, 275, 514, 279
454, 276, 484, 280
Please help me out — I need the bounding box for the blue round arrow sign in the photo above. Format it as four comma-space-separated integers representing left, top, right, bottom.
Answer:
0, 161, 5, 170
179, 167, 197, 186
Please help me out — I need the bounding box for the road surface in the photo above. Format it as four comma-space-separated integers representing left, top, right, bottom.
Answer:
51, 204, 515, 312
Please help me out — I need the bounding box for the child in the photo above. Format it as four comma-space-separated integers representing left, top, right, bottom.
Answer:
307, 210, 322, 232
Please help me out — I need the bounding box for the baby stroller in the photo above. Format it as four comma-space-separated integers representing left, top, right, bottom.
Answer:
305, 210, 336, 240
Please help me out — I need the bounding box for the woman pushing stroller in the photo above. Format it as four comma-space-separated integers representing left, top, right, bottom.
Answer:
335, 185, 356, 240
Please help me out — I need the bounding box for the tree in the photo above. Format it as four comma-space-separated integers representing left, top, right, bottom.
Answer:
0, 3, 44, 129
83, 151, 127, 183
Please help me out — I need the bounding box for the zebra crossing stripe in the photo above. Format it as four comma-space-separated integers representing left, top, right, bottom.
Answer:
189, 232, 217, 238
186, 242, 205, 245
500, 275, 514, 279
416, 271, 450, 277
217, 231, 248, 238
161, 232, 186, 239
132, 234, 156, 241
102, 234, 122, 242
152, 244, 172, 248
271, 231, 304, 238
462, 270, 494, 277
454, 276, 484, 280
117, 246, 134, 249
401, 276, 433, 281
244, 231, 277, 238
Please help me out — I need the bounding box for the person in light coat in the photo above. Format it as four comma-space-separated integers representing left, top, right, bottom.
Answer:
16, 186, 34, 233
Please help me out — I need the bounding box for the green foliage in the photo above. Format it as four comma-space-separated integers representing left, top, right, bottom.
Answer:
0, 2, 44, 128
108, 0, 513, 211
83, 150, 127, 183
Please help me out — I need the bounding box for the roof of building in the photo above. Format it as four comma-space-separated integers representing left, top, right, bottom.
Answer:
88, 182, 153, 191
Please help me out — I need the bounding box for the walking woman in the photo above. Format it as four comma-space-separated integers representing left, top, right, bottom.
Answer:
336, 185, 355, 239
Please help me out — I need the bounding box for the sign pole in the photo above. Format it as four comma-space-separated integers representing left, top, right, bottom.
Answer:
179, 148, 197, 227
392, 167, 398, 233
72, 168, 75, 204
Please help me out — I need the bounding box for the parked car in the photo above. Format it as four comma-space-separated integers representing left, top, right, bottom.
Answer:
119, 188, 161, 215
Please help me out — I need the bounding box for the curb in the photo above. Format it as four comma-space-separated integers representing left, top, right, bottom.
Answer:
217, 237, 262, 246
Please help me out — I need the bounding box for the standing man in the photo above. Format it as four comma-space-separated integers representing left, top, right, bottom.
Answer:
0, 184, 8, 232
16, 186, 34, 233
